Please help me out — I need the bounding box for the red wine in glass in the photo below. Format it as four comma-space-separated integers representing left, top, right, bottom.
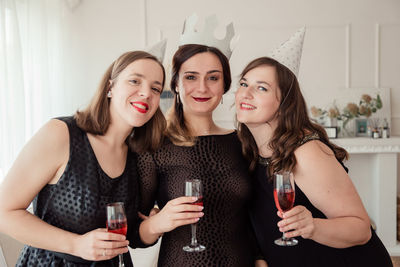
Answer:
183, 179, 206, 252
273, 189, 295, 213
193, 196, 204, 207
273, 172, 298, 246
106, 202, 128, 267
107, 220, 128, 236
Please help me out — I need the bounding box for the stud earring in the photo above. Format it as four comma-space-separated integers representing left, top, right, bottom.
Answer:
107, 91, 112, 98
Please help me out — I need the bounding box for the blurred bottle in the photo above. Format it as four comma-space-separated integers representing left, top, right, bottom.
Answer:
382, 118, 390, 138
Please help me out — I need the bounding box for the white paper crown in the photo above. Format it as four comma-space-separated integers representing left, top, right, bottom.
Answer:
146, 38, 167, 63
179, 14, 236, 59
268, 27, 306, 76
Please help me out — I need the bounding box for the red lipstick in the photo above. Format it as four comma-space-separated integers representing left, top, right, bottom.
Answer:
131, 101, 149, 113
193, 97, 211, 102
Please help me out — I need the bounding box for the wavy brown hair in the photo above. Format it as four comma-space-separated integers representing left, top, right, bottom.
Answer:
167, 44, 231, 146
75, 50, 166, 153
237, 57, 348, 174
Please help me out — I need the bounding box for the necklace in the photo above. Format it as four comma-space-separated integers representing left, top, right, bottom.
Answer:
258, 156, 270, 166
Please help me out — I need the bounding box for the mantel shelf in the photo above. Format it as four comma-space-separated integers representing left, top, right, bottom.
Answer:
331, 136, 400, 153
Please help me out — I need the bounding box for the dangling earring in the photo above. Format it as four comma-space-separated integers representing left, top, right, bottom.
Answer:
107, 80, 113, 98
221, 96, 224, 105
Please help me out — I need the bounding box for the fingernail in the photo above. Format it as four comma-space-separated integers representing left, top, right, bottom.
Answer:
199, 212, 204, 216
192, 197, 198, 201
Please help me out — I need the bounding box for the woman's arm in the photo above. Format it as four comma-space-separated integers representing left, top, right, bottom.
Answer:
278, 140, 371, 248
0, 120, 128, 260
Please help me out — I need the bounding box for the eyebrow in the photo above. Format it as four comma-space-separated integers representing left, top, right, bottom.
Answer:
240, 77, 271, 87
131, 73, 144, 78
184, 70, 222, 75
129, 73, 162, 85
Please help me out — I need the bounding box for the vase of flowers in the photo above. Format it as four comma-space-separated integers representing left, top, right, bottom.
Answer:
310, 93, 382, 138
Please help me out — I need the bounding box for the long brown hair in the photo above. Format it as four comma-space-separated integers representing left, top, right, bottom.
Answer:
75, 51, 166, 153
167, 44, 231, 146
237, 57, 348, 174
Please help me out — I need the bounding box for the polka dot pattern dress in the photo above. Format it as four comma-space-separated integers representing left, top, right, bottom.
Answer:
138, 132, 255, 267
16, 116, 142, 267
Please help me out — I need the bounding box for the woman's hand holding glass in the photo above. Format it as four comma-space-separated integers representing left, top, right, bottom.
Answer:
277, 205, 315, 240
73, 228, 129, 261
147, 196, 204, 235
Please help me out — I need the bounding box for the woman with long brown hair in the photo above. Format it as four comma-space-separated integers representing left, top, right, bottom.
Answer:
235, 56, 392, 267
137, 43, 255, 266
0, 50, 166, 266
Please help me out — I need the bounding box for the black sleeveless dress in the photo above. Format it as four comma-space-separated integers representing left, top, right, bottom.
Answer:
137, 132, 255, 267
16, 116, 144, 267
249, 135, 392, 267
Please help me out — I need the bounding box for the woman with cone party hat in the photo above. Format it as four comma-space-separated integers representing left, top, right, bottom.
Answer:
235, 27, 392, 267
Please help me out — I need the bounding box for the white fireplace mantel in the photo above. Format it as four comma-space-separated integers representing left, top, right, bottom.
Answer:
332, 136, 400, 154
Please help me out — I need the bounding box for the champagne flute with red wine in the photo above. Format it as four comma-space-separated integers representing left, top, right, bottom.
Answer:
273, 171, 298, 246
183, 179, 206, 252
106, 202, 128, 267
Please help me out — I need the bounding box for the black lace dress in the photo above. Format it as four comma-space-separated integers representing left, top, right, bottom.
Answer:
137, 132, 255, 267
16, 117, 144, 267
249, 135, 392, 267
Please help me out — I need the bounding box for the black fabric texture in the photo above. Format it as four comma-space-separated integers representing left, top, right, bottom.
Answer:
137, 132, 256, 267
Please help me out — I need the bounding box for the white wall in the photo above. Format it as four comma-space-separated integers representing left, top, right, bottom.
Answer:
63, 0, 400, 133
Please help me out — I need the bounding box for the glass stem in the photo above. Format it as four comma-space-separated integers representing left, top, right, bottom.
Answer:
119, 254, 125, 267
191, 223, 198, 246
282, 231, 288, 241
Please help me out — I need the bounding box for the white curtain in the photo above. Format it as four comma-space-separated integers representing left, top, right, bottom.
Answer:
0, 0, 65, 180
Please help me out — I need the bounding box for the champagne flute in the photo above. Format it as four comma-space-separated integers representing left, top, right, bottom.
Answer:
106, 202, 128, 267
273, 171, 298, 246
183, 179, 206, 252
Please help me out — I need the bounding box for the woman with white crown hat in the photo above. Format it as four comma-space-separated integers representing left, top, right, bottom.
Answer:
0, 50, 167, 266
137, 14, 256, 266
235, 28, 392, 267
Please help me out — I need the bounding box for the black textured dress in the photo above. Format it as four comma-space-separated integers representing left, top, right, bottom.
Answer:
137, 132, 255, 267
249, 136, 392, 267
16, 117, 144, 267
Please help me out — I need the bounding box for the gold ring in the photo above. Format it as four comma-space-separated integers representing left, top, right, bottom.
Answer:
102, 249, 106, 256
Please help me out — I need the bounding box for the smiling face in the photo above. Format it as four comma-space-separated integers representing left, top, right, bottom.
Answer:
109, 59, 164, 127
235, 64, 281, 128
176, 52, 224, 116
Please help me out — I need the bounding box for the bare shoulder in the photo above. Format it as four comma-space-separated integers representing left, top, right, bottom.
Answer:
294, 140, 335, 164
26, 119, 70, 164
0, 119, 71, 208
293, 139, 346, 184
43, 119, 69, 139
